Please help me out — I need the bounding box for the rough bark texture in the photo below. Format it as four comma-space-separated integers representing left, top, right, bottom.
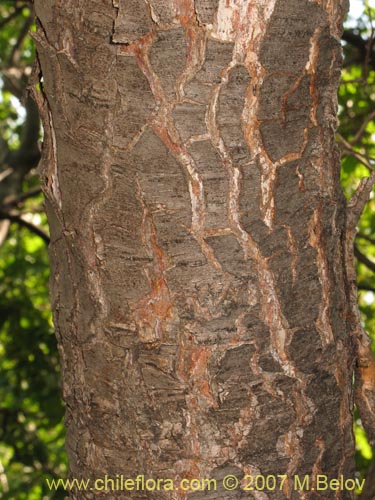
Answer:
32, 1, 361, 499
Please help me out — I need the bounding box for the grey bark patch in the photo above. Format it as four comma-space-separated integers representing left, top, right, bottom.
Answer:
104, 322, 136, 349
197, 40, 234, 84
34, 0, 54, 30
257, 225, 289, 258
306, 374, 341, 435
204, 177, 229, 230
259, 0, 323, 72
112, 0, 153, 43
280, 247, 321, 328
190, 140, 228, 230
185, 278, 256, 345
274, 160, 313, 233
195, 0, 219, 25
172, 102, 207, 141
258, 73, 293, 121
286, 74, 313, 114
152, 204, 232, 301
149, 29, 187, 97
291, 128, 322, 194
103, 259, 150, 307
213, 345, 258, 421
94, 169, 151, 310
243, 309, 271, 344
258, 73, 312, 122
258, 352, 283, 372
205, 234, 249, 276
259, 118, 308, 163
56, 138, 105, 213
141, 365, 183, 391
238, 163, 265, 233
84, 7, 117, 38
184, 41, 234, 103
288, 326, 323, 373
114, 58, 155, 148
183, 80, 212, 103
315, 30, 343, 126
189, 140, 222, 175
163, 237, 216, 289
195, 315, 240, 344
132, 129, 191, 220
317, 27, 343, 77
154, 216, 202, 262
218, 65, 251, 163
270, 253, 294, 312
83, 343, 123, 393
138, 344, 180, 374
258, 70, 312, 163
148, 0, 175, 24
215, 345, 255, 383
259, 0, 325, 177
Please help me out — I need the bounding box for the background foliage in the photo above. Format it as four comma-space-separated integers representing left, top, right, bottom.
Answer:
339, 1, 375, 483
0, 1, 66, 498
0, 1, 374, 498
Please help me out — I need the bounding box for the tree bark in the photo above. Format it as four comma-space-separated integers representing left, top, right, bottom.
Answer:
32, 0, 364, 498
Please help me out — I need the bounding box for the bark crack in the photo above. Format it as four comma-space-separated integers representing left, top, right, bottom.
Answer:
308, 205, 335, 346
133, 179, 176, 346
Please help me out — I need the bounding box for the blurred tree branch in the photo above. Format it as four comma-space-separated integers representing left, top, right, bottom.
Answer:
355, 245, 375, 273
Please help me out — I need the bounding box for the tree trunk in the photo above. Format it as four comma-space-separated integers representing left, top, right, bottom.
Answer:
32, 0, 363, 498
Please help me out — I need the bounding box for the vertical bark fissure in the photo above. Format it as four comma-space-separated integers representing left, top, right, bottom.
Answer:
133, 177, 176, 346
